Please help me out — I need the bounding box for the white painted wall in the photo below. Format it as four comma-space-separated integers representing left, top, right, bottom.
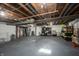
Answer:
35, 26, 42, 36
69, 18, 79, 28
28, 24, 36, 36
0, 22, 16, 43
19, 28, 23, 37
26, 23, 64, 36
35, 25, 64, 36
51, 25, 64, 36
74, 22, 79, 28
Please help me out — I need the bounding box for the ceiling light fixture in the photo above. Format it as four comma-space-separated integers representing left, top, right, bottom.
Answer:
41, 3, 47, 8
0, 11, 5, 16
41, 5, 44, 8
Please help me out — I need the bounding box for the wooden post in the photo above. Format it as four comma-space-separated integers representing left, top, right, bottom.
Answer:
16, 26, 20, 38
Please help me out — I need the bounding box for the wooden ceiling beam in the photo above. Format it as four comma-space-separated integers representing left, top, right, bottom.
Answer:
67, 4, 79, 15
59, 14, 79, 24
37, 14, 79, 23
0, 5, 23, 18
27, 3, 43, 20
63, 4, 76, 16
4, 3, 28, 16
18, 10, 58, 20
9, 14, 79, 25
19, 3, 42, 20
31, 3, 43, 19
18, 3, 34, 15
59, 3, 69, 17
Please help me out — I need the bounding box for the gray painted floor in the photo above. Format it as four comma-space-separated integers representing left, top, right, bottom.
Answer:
0, 36, 79, 56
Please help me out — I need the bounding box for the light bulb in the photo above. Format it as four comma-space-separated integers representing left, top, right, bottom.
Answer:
41, 5, 43, 8
0, 11, 5, 16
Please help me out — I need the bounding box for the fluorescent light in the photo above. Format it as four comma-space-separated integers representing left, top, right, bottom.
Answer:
38, 48, 52, 54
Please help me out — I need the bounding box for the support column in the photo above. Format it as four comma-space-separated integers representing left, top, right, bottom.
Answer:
16, 26, 20, 38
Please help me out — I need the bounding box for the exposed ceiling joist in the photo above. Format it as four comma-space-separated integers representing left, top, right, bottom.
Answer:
31, 3, 44, 19
59, 14, 79, 24
63, 4, 76, 16
4, 3, 28, 16
26, 3, 37, 14
59, 3, 69, 17
58, 4, 75, 24
27, 3, 43, 20
18, 3, 34, 15
0, 3, 78, 24
0, 4, 25, 18
7, 10, 22, 18
19, 10, 58, 20
9, 14, 79, 25
67, 4, 79, 15
37, 14, 79, 24
0, 6, 23, 18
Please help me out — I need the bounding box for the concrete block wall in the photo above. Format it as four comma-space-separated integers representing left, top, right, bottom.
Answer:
0, 22, 16, 43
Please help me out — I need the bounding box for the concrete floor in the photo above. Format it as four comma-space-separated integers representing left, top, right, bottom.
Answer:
0, 36, 79, 56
